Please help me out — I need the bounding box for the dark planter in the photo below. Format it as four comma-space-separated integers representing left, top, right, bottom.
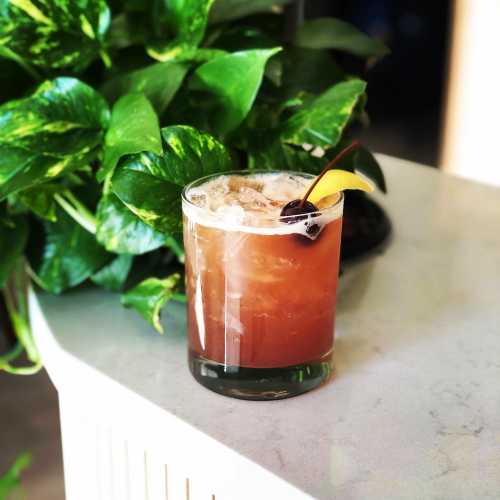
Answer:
341, 191, 392, 262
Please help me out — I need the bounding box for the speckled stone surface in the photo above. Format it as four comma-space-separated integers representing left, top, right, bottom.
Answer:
36, 156, 500, 499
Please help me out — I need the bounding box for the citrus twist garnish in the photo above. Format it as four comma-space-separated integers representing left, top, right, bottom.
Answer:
307, 169, 373, 204
280, 140, 374, 232
300, 140, 373, 207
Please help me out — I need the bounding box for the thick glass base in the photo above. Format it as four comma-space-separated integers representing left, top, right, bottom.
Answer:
188, 350, 333, 401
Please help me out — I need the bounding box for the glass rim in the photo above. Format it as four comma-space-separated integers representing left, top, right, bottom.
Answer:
181, 169, 344, 227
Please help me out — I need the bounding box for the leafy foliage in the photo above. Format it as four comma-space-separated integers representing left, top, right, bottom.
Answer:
190, 48, 281, 135
100, 60, 189, 114
147, 0, 214, 62
91, 253, 133, 291
122, 273, 181, 333
295, 18, 389, 58
0, 451, 32, 498
0, 0, 389, 359
99, 92, 162, 180
209, 0, 292, 24
0, 77, 109, 199
111, 125, 232, 233
96, 193, 167, 254
18, 184, 62, 221
31, 208, 110, 294
281, 79, 367, 148
0, 0, 111, 73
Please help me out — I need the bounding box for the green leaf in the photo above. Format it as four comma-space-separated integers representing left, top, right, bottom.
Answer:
99, 93, 162, 182
96, 193, 167, 254
111, 155, 183, 233
279, 47, 345, 100
354, 147, 386, 193
111, 125, 232, 233
0, 77, 110, 154
189, 48, 281, 135
281, 79, 366, 148
31, 208, 111, 294
91, 253, 133, 291
209, 0, 292, 24
121, 273, 181, 333
18, 184, 62, 221
0, 215, 27, 288
0, 77, 110, 200
160, 125, 232, 183
147, 0, 214, 62
294, 18, 389, 58
1, 258, 41, 369
100, 61, 189, 114
247, 132, 326, 173
0, 0, 111, 72
0, 451, 32, 498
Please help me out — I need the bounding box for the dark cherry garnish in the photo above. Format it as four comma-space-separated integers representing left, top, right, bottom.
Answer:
280, 199, 318, 222
280, 199, 321, 237
279, 140, 361, 241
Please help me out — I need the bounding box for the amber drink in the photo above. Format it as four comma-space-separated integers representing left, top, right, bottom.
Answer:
182, 171, 343, 400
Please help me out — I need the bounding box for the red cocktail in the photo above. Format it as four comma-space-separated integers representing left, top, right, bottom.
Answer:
182, 171, 343, 399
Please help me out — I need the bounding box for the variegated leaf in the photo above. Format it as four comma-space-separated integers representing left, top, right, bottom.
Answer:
0, 77, 110, 199
121, 273, 181, 333
0, 0, 111, 72
147, 0, 214, 62
111, 125, 232, 234
96, 193, 167, 254
281, 79, 366, 148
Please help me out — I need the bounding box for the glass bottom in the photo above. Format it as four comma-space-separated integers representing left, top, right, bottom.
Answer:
188, 350, 333, 401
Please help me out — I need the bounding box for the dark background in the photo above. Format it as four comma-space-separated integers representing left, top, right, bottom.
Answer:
303, 0, 452, 165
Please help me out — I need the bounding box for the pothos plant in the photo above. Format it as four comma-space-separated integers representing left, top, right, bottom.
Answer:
0, 0, 389, 374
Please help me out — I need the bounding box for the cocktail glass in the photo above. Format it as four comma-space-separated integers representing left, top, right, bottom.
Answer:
182, 171, 344, 400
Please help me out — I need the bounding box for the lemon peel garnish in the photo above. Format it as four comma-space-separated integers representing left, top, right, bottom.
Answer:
307, 169, 374, 204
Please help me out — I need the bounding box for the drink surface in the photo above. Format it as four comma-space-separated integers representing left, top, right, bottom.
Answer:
183, 173, 343, 369
184, 172, 341, 236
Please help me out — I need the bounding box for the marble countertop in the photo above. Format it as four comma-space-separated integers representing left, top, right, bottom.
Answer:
33, 155, 500, 499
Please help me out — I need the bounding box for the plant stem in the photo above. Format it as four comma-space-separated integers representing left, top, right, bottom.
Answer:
1, 260, 42, 375
300, 140, 360, 207
0, 343, 23, 364
165, 236, 185, 264
54, 191, 97, 234
0, 362, 42, 375
3, 263, 39, 364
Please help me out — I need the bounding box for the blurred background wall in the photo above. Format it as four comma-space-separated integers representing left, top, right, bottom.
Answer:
302, 0, 500, 186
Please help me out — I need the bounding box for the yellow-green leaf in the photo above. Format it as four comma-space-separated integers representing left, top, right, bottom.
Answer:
0, 0, 111, 72
281, 79, 366, 148
99, 93, 162, 182
121, 274, 181, 333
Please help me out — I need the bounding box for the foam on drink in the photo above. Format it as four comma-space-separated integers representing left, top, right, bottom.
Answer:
183, 172, 343, 239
